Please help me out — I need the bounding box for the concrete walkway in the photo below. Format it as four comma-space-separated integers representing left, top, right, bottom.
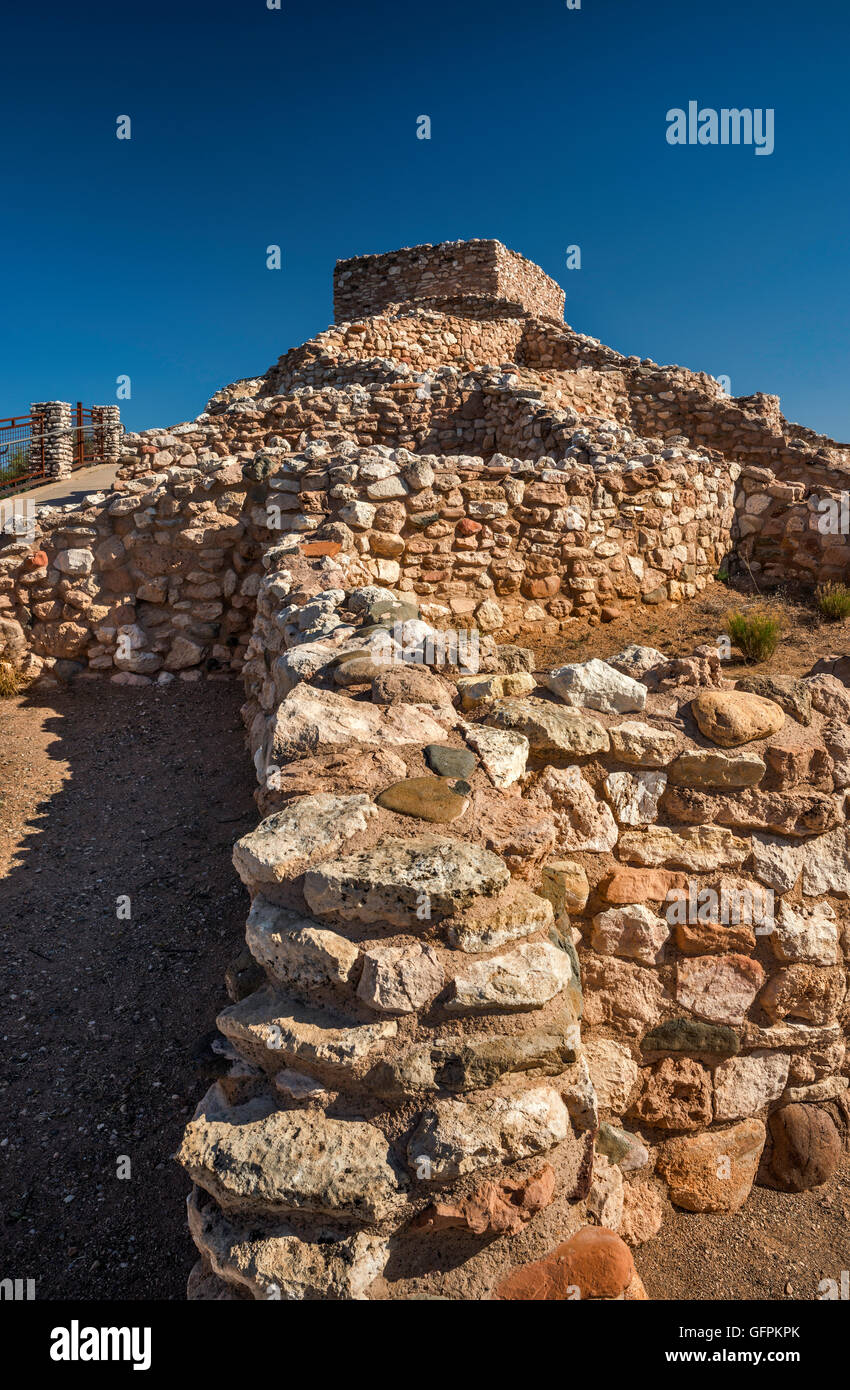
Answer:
16, 463, 121, 509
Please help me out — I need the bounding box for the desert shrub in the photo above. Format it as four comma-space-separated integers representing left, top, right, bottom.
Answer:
725, 611, 781, 662
815, 581, 850, 622
0, 661, 22, 697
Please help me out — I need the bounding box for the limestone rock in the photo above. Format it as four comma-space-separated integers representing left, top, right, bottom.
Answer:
618, 1180, 665, 1247
304, 835, 509, 927
187, 1191, 387, 1300
256, 749, 408, 809
770, 900, 839, 966
581, 954, 666, 1036
539, 859, 589, 918
528, 765, 618, 853
667, 749, 765, 789
475, 793, 559, 877
691, 690, 785, 747
713, 1050, 790, 1121
484, 697, 610, 756
805, 672, 850, 721
618, 825, 749, 871
245, 896, 360, 989
462, 722, 529, 788
542, 658, 647, 715
233, 794, 380, 899
586, 1152, 624, 1228
656, 1118, 765, 1212
446, 941, 572, 1013
735, 674, 812, 726
457, 671, 536, 708
604, 770, 667, 825
177, 1087, 403, 1222
802, 826, 850, 897
445, 880, 554, 953
759, 964, 846, 1025
408, 1085, 570, 1181
356, 942, 444, 1014
608, 720, 681, 767
750, 833, 806, 894
584, 1039, 639, 1112
267, 685, 449, 761
676, 954, 764, 1024
217, 987, 396, 1080
370, 665, 455, 707
591, 903, 670, 965
607, 645, 668, 680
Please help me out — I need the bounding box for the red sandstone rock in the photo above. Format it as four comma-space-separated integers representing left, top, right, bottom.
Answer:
758, 1104, 842, 1192
494, 1226, 635, 1301
299, 540, 342, 557
411, 1165, 556, 1237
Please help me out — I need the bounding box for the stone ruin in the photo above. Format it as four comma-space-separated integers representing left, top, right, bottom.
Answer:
2, 239, 850, 1300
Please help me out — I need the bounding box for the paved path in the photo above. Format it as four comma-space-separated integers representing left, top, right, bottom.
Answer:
18, 463, 120, 509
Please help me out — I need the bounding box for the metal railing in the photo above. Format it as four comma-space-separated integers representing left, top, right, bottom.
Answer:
0, 413, 44, 494
0, 404, 114, 497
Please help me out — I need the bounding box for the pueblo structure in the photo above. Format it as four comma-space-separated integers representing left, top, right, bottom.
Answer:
2, 240, 849, 1300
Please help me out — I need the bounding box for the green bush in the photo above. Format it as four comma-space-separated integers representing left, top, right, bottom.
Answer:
815, 581, 850, 622
726, 611, 781, 662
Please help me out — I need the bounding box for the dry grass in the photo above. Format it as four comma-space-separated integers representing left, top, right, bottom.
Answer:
0, 662, 23, 698
815, 581, 850, 622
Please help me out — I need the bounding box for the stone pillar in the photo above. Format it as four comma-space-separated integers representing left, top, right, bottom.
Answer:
30, 401, 73, 479
92, 404, 122, 463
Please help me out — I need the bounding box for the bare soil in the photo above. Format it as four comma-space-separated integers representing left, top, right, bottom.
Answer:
1, 585, 849, 1301
0, 679, 254, 1300
531, 582, 841, 681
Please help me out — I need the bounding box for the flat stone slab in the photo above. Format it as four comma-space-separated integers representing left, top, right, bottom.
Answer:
484, 698, 610, 756
217, 986, 397, 1080
407, 1085, 570, 1181
445, 941, 572, 1013
233, 794, 380, 897
445, 880, 553, 953
178, 1087, 402, 1222
304, 836, 510, 927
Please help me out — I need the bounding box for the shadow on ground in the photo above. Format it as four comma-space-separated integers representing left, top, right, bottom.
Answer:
0, 678, 254, 1300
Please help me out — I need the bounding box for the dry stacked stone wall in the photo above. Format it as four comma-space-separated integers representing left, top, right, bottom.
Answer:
2, 239, 850, 1299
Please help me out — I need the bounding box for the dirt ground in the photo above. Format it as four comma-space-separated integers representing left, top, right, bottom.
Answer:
1, 584, 849, 1301
532, 581, 836, 681
0, 679, 254, 1300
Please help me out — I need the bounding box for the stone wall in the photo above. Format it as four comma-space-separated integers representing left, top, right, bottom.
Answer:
179, 556, 850, 1299
5, 238, 850, 1300
334, 240, 566, 325
180, 554, 654, 1301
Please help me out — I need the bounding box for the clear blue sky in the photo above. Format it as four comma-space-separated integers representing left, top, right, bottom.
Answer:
1, 0, 848, 439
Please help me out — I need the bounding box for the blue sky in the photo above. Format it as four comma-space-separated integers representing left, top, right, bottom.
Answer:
1, 0, 848, 439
